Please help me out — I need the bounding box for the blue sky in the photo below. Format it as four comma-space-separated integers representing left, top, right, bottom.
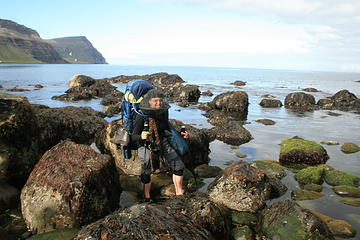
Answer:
2, 0, 360, 71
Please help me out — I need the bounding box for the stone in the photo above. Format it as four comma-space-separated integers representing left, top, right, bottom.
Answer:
260, 200, 333, 240
250, 160, 286, 179
232, 81, 246, 86
34, 84, 44, 89
341, 142, 360, 154
69, 75, 96, 88
331, 89, 358, 110
0, 183, 20, 212
294, 165, 325, 185
231, 226, 253, 240
21, 140, 121, 234
291, 189, 325, 201
317, 98, 336, 109
100, 91, 124, 106
261, 94, 275, 98
73, 192, 230, 240
213, 121, 253, 146
284, 92, 316, 110
304, 183, 322, 192
339, 197, 360, 207
208, 160, 272, 212
324, 169, 360, 187
279, 138, 329, 165
332, 185, 360, 198
194, 164, 223, 178
255, 119, 275, 125
267, 177, 288, 199
259, 99, 283, 108
201, 90, 213, 96
320, 140, 339, 145
235, 153, 247, 158
312, 211, 357, 238
303, 88, 319, 92
211, 91, 249, 113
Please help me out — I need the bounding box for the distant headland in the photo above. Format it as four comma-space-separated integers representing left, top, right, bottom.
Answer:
0, 19, 107, 64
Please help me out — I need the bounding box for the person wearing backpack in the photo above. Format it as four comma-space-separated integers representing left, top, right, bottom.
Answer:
131, 89, 189, 202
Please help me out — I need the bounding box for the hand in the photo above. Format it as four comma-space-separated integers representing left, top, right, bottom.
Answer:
181, 131, 189, 140
141, 131, 150, 140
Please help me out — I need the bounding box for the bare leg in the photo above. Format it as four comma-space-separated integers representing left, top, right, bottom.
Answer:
142, 183, 151, 199
172, 174, 184, 196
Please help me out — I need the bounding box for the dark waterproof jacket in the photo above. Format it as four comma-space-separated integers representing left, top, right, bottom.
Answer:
131, 111, 170, 148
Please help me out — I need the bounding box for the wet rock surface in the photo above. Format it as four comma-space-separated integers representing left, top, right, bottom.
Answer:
259, 99, 283, 108
21, 140, 120, 234
260, 200, 334, 240
208, 160, 271, 212
279, 138, 329, 165
212, 121, 252, 146
284, 92, 316, 110
317, 89, 359, 111
74, 192, 230, 240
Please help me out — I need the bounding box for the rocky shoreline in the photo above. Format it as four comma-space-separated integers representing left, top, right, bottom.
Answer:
1, 73, 359, 239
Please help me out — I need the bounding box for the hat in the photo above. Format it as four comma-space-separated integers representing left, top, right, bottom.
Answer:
139, 89, 170, 114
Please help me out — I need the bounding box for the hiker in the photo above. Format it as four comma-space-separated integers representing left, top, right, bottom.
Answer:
131, 89, 189, 202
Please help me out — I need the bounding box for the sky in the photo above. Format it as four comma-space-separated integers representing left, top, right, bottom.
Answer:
1, 0, 360, 71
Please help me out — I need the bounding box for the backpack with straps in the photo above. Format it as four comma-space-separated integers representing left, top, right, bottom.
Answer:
120, 80, 154, 159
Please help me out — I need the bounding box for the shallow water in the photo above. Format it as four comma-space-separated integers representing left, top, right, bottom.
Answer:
1, 64, 360, 236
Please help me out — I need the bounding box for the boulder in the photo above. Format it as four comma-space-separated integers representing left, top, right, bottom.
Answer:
332, 185, 360, 198
324, 169, 360, 187
303, 87, 319, 92
33, 105, 107, 150
255, 119, 275, 125
69, 75, 96, 88
284, 92, 316, 110
250, 160, 286, 180
165, 84, 201, 104
312, 211, 357, 238
0, 93, 41, 187
260, 200, 333, 240
201, 90, 214, 96
21, 140, 120, 234
213, 121, 252, 146
96, 118, 212, 176
341, 142, 360, 154
294, 165, 325, 185
209, 91, 249, 114
100, 92, 124, 106
231, 81, 246, 86
291, 189, 325, 201
208, 160, 272, 212
279, 138, 329, 165
304, 183, 323, 192
259, 99, 282, 108
52, 79, 117, 101
317, 98, 336, 109
74, 192, 230, 240
106, 72, 185, 85
330, 89, 358, 110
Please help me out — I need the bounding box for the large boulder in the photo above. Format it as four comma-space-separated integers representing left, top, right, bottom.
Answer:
0, 93, 41, 187
52, 79, 118, 101
74, 193, 229, 240
33, 105, 107, 151
279, 138, 329, 166
284, 92, 316, 110
21, 140, 120, 234
165, 84, 201, 104
209, 91, 248, 114
260, 200, 334, 239
213, 121, 252, 146
259, 99, 283, 108
208, 160, 272, 212
69, 75, 96, 88
96, 118, 212, 175
331, 89, 358, 109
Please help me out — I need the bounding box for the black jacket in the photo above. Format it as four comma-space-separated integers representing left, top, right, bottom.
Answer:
131, 111, 170, 148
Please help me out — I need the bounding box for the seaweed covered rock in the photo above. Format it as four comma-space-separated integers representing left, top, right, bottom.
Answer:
260, 200, 334, 240
21, 140, 120, 234
194, 164, 223, 178
250, 160, 286, 180
291, 189, 325, 201
294, 165, 326, 185
341, 142, 360, 154
213, 121, 253, 146
52, 78, 117, 101
208, 160, 271, 212
324, 169, 360, 187
284, 92, 316, 110
332, 185, 360, 198
0, 93, 41, 187
259, 99, 283, 108
74, 192, 230, 240
279, 138, 329, 166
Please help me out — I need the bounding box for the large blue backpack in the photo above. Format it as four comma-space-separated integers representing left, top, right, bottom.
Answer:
120, 80, 154, 159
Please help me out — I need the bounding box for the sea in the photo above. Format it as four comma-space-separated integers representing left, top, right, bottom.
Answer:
1, 64, 360, 237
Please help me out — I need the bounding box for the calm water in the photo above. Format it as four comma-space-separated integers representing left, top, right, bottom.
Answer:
1, 64, 360, 236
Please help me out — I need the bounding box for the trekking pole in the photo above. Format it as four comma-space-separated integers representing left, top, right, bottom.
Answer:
143, 119, 150, 170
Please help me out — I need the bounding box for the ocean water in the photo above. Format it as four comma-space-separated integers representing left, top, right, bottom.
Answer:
1, 64, 360, 235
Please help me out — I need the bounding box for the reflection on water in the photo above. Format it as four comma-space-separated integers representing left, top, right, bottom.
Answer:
1, 64, 360, 235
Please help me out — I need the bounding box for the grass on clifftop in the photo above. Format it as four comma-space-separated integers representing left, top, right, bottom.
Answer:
280, 139, 323, 154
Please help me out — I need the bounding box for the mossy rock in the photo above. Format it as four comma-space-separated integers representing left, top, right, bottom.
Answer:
304, 183, 322, 192
312, 211, 357, 238
231, 211, 258, 228
194, 164, 223, 178
294, 165, 325, 185
235, 153, 247, 158
231, 225, 254, 240
230, 145, 239, 150
341, 142, 360, 154
27, 228, 80, 240
251, 160, 286, 180
279, 139, 329, 165
332, 185, 360, 198
324, 170, 360, 187
339, 197, 360, 207
320, 141, 339, 145
291, 189, 325, 201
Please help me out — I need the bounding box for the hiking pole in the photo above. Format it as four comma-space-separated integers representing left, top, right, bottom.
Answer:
143, 119, 150, 170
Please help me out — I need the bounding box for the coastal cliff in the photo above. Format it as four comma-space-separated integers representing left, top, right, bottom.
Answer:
0, 19, 106, 64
